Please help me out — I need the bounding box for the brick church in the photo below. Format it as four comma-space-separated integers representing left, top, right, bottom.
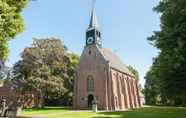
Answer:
73, 7, 142, 110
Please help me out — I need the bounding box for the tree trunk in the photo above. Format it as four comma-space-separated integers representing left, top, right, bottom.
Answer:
34, 90, 44, 108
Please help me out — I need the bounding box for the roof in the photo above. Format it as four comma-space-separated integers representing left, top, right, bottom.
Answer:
100, 48, 133, 76
89, 8, 99, 28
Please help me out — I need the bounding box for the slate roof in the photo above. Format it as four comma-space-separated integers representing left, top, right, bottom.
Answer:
89, 8, 99, 28
100, 48, 133, 76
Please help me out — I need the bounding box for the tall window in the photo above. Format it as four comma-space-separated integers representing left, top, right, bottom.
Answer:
87, 76, 94, 93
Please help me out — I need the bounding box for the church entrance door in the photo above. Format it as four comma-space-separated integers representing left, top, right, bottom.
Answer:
88, 94, 94, 108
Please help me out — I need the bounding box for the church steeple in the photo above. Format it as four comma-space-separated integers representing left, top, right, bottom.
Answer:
89, 8, 99, 28
86, 4, 102, 47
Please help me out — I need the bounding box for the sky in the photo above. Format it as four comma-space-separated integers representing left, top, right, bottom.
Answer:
7, 0, 160, 87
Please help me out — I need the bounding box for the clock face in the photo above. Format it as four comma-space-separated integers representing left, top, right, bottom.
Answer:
87, 37, 94, 44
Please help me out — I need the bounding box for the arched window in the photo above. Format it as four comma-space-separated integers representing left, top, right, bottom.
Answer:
87, 76, 94, 93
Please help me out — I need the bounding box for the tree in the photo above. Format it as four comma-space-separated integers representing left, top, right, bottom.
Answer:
127, 65, 139, 80
12, 38, 80, 107
145, 0, 186, 106
62, 53, 79, 106
12, 38, 67, 108
0, 67, 11, 80
144, 59, 162, 105
0, 0, 28, 60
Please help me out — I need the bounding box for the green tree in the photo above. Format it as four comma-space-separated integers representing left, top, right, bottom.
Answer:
145, 0, 186, 106
12, 38, 80, 107
127, 65, 139, 80
13, 38, 67, 108
0, 0, 28, 60
144, 59, 162, 105
44, 52, 80, 106
62, 52, 79, 106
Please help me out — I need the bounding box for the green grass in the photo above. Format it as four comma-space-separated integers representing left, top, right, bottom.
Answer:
21, 107, 69, 117
21, 106, 186, 118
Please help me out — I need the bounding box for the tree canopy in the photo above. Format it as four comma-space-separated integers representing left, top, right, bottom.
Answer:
11, 38, 79, 107
145, 0, 186, 106
0, 0, 28, 60
127, 65, 139, 80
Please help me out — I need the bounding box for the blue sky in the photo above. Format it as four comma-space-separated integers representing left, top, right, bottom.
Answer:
7, 0, 160, 86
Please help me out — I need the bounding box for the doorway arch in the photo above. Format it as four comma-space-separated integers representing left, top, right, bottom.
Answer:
88, 94, 94, 108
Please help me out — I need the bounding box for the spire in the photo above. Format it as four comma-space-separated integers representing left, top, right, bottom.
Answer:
86, 0, 102, 47
89, 1, 99, 28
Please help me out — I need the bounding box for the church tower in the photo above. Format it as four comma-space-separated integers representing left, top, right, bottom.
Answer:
86, 8, 102, 47
74, 3, 142, 110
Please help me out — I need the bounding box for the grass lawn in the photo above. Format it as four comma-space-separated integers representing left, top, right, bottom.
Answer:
21, 106, 186, 118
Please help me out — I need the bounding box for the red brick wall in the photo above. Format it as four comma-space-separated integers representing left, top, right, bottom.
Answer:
74, 45, 142, 110
109, 68, 141, 110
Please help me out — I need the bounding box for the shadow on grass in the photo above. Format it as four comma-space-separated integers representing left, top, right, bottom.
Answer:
92, 106, 186, 118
